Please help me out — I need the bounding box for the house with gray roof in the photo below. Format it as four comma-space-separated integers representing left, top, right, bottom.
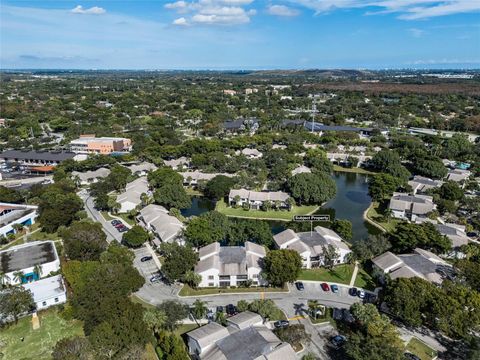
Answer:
446, 169, 471, 183
435, 223, 470, 248
116, 177, 150, 213
408, 176, 443, 195
195, 242, 266, 288
229, 189, 290, 210
291, 165, 311, 176
236, 148, 263, 159
126, 162, 157, 176
273, 226, 351, 268
179, 171, 233, 187
372, 248, 452, 284
187, 311, 296, 360
72, 167, 110, 185
137, 204, 184, 246
163, 157, 190, 170
388, 192, 435, 222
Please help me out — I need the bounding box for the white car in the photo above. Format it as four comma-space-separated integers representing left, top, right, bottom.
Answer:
358, 289, 365, 299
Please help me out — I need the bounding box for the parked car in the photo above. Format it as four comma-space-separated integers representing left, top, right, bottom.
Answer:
330, 335, 347, 348
141, 256, 153, 262
226, 304, 237, 316
118, 226, 128, 233
114, 222, 125, 228
321, 283, 330, 291
358, 289, 366, 299
331, 284, 339, 293
349, 287, 358, 296
274, 320, 289, 329
295, 282, 305, 291
216, 306, 224, 313
111, 220, 121, 226
149, 274, 163, 283
404, 352, 421, 360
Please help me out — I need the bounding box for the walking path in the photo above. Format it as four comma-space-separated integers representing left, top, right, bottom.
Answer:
349, 262, 359, 286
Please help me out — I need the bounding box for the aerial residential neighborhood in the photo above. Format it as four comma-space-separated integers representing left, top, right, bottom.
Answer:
1, 1, 480, 360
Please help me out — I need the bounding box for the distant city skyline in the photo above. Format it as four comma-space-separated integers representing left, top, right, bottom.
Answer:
1, 1, 479, 69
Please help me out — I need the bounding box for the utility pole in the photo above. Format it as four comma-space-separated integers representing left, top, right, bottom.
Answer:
311, 98, 316, 133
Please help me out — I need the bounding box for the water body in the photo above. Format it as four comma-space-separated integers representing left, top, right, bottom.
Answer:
181, 172, 379, 242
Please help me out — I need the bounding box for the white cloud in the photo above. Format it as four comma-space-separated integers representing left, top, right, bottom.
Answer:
289, 0, 480, 19
165, 0, 255, 25
267, 5, 300, 17
173, 17, 189, 25
408, 28, 425, 37
71, 5, 106, 15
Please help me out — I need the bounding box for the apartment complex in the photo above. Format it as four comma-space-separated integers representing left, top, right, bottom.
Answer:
0, 202, 38, 238
195, 242, 266, 288
70, 135, 132, 155
389, 192, 435, 222
116, 177, 150, 213
229, 189, 290, 210
137, 204, 184, 246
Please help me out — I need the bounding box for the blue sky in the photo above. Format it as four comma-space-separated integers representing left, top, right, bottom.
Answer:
1, 0, 479, 69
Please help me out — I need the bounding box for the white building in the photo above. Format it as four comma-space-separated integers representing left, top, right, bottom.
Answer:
116, 177, 150, 213
446, 169, 471, 183
235, 148, 263, 159
388, 192, 435, 222
22, 275, 67, 310
71, 167, 110, 186
187, 311, 296, 360
273, 226, 351, 268
0, 202, 38, 238
291, 165, 311, 176
435, 223, 470, 248
179, 171, 233, 187
137, 204, 184, 246
126, 162, 157, 176
408, 176, 443, 194
0, 241, 60, 285
195, 242, 267, 288
163, 157, 190, 170
229, 189, 290, 210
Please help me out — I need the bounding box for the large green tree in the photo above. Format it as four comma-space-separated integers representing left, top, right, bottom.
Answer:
184, 211, 229, 247
331, 219, 353, 241
62, 221, 108, 261
0, 287, 35, 323
204, 175, 236, 200
263, 249, 302, 287
122, 225, 150, 248
160, 242, 198, 283
368, 173, 401, 201
389, 222, 452, 254
287, 172, 336, 205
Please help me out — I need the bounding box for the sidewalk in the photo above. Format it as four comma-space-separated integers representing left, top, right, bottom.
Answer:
349, 262, 359, 286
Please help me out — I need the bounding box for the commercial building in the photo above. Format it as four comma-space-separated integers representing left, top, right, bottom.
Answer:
273, 227, 351, 268
22, 275, 67, 310
229, 189, 290, 210
69, 135, 132, 155
0, 202, 38, 238
372, 248, 452, 284
137, 204, 184, 246
0, 241, 60, 285
116, 177, 150, 213
187, 311, 296, 359
72, 167, 111, 186
388, 192, 435, 222
408, 176, 443, 195
195, 242, 266, 288
0, 150, 76, 172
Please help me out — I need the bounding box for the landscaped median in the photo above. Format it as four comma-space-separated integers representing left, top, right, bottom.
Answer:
215, 199, 319, 221
405, 337, 438, 360
178, 284, 288, 297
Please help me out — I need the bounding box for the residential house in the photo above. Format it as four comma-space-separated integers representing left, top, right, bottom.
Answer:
223, 90, 237, 96
0, 202, 38, 238
72, 167, 110, 186
195, 242, 266, 288
435, 223, 470, 248
137, 204, 184, 246
273, 227, 351, 268
70, 135, 132, 155
179, 171, 233, 187
388, 192, 435, 222
236, 148, 263, 159
116, 177, 150, 213
326, 152, 372, 167
408, 176, 443, 195
163, 157, 190, 170
0, 241, 60, 285
223, 118, 259, 134
187, 311, 296, 359
446, 169, 471, 183
291, 165, 311, 176
304, 123, 382, 138
372, 248, 452, 284
229, 189, 290, 210
127, 162, 157, 176
22, 275, 67, 310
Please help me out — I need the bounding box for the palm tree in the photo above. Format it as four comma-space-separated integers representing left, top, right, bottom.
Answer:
140, 192, 150, 207
12, 223, 25, 234
215, 311, 227, 326
13, 271, 24, 284
192, 299, 208, 320
143, 308, 167, 335
308, 300, 319, 319
0, 271, 11, 288
383, 208, 393, 223
33, 264, 43, 279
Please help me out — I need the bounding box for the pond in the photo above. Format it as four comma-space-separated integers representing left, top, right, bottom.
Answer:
181, 172, 381, 243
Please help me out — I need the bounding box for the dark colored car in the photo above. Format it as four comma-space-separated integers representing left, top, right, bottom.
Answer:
149, 274, 163, 283
330, 335, 347, 348
321, 283, 330, 291
331, 284, 339, 293
274, 320, 289, 329
111, 220, 121, 226
226, 304, 237, 316
216, 306, 224, 313
118, 227, 128, 233
404, 352, 421, 360
141, 256, 153, 262
349, 287, 358, 296
295, 282, 305, 291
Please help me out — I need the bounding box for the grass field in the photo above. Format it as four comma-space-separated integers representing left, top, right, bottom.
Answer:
298, 264, 354, 284
405, 337, 438, 360
333, 165, 377, 175
365, 201, 400, 233
174, 323, 200, 336
215, 200, 318, 221
178, 284, 287, 296
353, 268, 376, 291
0, 309, 84, 360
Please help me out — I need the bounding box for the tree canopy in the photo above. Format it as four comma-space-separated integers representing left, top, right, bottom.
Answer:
263, 249, 302, 287
62, 220, 108, 261
287, 172, 336, 205
122, 225, 150, 248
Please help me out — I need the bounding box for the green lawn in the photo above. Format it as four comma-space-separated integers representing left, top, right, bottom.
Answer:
174, 323, 200, 336
365, 201, 400, 233
353, 268, 377, 291
178, 284, 287, 297
298, 264, 354, 284
0, 309, 84, 360
215, 200, 319, 221
333, 165, 377, 175
116, 213, 136, 226
100, 211, 115, 221
405, 338, 438, 360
